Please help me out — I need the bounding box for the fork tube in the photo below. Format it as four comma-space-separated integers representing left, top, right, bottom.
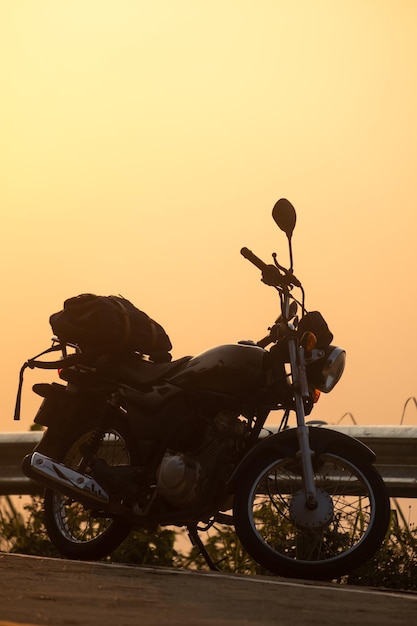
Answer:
287, 338, 317, 508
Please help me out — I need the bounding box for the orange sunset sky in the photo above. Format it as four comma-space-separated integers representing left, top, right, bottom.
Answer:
1, 0, 416, 433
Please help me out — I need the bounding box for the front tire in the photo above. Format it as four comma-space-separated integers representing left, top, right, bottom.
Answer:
44, 420, 135, 560
233, 449, 390, 580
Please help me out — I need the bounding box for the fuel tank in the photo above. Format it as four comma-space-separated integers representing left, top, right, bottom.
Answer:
167, 343, 267, 395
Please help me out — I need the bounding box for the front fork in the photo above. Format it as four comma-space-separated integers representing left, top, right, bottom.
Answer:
287, 338, 317, 508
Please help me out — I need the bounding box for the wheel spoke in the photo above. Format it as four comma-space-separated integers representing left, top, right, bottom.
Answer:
250, 454, 376, 562
50, 429, 129, 545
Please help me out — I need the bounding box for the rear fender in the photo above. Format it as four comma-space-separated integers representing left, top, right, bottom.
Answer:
33, 382, 69, 427
229, 426, 376, 489
32, 383, 106, 457
33, 383, 104, 428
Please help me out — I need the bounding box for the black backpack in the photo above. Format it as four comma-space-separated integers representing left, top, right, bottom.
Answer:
49, 294, 172, 362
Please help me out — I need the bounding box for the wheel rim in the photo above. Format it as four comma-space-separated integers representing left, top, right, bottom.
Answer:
247, 453, 377, 564
51, 429, 130, 545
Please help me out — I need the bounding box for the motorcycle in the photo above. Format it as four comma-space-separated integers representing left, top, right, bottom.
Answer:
17, 198, 390, 580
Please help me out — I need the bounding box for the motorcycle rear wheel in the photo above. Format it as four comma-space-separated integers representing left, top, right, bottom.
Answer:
44, 420, 135, 560
233, 450, 390, 580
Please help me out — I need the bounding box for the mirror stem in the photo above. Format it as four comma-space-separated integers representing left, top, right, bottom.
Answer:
288, 237, 294, 272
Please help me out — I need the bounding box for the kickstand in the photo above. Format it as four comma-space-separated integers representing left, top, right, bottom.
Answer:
187, 524, 221, 572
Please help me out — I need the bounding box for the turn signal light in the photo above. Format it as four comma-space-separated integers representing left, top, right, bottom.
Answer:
301, 331, 318, 353
312, 388, 321, 403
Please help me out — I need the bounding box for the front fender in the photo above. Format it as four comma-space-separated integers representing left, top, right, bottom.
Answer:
229, 426, 376, 489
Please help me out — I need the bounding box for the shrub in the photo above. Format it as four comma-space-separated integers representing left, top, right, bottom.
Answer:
1, 496, 416, 590
0, 495, 179, 567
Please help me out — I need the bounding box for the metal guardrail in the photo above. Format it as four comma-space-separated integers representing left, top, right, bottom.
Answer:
0, 426, 416, 498
0, 432, 43, 496
327, 425, 417, 498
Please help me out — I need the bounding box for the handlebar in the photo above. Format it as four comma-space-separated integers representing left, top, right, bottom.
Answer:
240, 247, 288, 288
240, 247, 301, 289
240, 247, 268, 271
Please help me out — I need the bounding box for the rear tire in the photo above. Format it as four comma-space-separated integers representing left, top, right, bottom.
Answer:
234, 449, 390, 580
44, 419, 135, 560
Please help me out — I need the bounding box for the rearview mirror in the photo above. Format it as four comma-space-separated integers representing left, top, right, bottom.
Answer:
272, 198, 297, 239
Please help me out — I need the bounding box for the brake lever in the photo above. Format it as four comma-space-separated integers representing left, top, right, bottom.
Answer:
271, 254, 301, 288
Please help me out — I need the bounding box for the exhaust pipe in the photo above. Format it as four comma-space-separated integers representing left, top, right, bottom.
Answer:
22, 452, 109, 505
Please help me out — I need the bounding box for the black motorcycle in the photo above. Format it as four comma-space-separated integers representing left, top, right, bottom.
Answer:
17, 199, 390, 580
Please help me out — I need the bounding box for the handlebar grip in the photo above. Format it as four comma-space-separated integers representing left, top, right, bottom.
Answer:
240, 247, 268, 271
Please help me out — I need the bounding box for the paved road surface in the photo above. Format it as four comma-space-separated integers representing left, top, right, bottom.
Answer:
1, 553, 416, 625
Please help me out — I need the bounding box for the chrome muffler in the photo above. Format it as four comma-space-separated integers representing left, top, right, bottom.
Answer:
22, 452, 109, 504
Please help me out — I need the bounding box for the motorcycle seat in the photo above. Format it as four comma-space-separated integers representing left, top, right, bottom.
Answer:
96, 352, 193, 388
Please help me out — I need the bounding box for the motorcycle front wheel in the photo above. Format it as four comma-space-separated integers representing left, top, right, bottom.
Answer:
233, 450, 390, 580
44, 420, 135, 560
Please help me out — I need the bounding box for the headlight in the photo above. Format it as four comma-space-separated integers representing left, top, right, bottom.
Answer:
307, 345, 346, 393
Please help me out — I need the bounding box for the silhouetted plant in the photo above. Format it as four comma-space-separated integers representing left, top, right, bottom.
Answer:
0, 494, 179, 567
180, 522, 266, 575
1, 495, 416, 589
111, 527, 180, 567
342, 506, 417, 589
0, 495, 58, 557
